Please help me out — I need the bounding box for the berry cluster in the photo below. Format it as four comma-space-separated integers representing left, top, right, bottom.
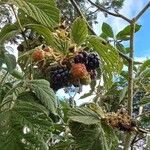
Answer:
105, 109, 137, 132
74, 51, 100, 79
32, 46, 101, 91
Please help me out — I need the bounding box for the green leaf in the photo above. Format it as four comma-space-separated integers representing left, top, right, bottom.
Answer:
8, 0, 60, 28
138, 59, 150, 74
0, 100, 52, 150
102, 22, 114, 38
99, 32, 108, 40
26, 79, 57, 114
4, 53, 16, 73
139, 96, 150, 106
71, 17, 88, 45
9, 69, 24, 79
68, 107, 100, 125
69, 121, 105, 150
147, 136, 150, 149
116, 42, 126, 53
0, 24, 19, 45
140, 68, 150, 78
25, 24, 69, 54
26, 24, 53, 44
88, 36, 123, 88
116, 24, 141, 40
119, 86, 127, 102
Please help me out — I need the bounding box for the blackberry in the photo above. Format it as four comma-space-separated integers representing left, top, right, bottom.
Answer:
86, 52, 100, 71
50, 66, 70, 91
74, 51, 88, 64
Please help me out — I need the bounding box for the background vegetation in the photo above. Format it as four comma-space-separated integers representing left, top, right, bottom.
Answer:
0, 0, 150, 150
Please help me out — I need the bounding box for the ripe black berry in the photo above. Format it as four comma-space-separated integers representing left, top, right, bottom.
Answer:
86, 52, 100, 71
74, 51, 88, 64
50, 66, 71, 91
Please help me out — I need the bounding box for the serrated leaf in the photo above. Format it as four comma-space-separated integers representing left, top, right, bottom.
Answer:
138, 59, 150, 74
140, 68, 150, 78
26, 24, 53, 44
68, 107, 100, 125
4, 53, 16, 73
25, 24, 68, 54
139, 96, 150, 106
8, 0, 60, 28
0, 100, 52, 150
102, 22, 114, 38
69, 121, 108, 150
71, 17, 88, 45
0, 24, 19, 45
116, 24, 141, 40
26, 79, 57, 114
88, 36, 123, 88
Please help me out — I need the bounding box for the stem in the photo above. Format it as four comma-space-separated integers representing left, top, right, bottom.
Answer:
70, 0, 131, 62
87, 0, 131, 23
134, 2, 150, 21
124, 133, 132, 150
70, 0, 95, 35
128, 21, 135, 116
124, 20, 135, 150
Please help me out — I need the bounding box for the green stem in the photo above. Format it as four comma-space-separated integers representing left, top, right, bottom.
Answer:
123, 20, 135, 150
128, 21, 135, 116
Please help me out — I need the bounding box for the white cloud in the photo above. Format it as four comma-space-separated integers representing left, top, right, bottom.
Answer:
134, 56, 149, 62
94, 0, 144, 34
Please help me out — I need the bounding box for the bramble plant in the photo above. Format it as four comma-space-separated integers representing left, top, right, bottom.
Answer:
0, 0, 150, 150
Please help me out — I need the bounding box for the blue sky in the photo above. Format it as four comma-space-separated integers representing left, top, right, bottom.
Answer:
93, 0, 150, 61
135, 9, 150, 58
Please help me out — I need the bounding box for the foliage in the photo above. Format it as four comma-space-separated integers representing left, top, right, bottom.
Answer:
0, 0, 149, 150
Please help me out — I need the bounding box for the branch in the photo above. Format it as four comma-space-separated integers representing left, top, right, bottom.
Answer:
124, 20, 136, 150
69, 0, 95, 35
134, 2, 150, 21
87, 0, 131, 23
70, 0, 131, 62
128, 21, 135, 116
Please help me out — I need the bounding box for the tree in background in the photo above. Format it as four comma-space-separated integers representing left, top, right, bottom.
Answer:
0, 0, 150, 150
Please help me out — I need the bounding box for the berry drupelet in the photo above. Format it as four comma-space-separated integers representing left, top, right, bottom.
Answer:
74, 51, 88, 64
50, 66, 71, 91
86, 52, 100, 71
